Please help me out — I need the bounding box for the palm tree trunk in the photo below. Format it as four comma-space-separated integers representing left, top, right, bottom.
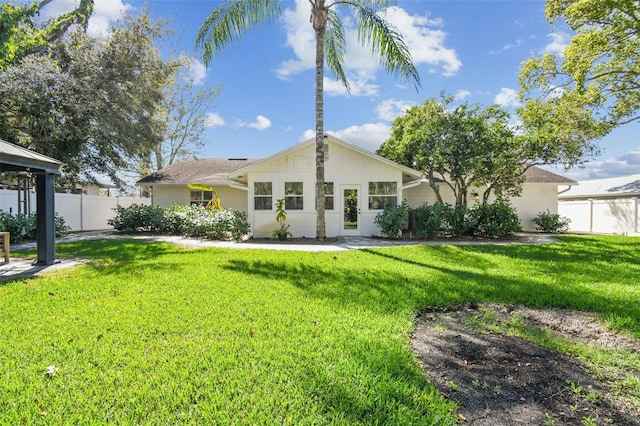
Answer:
313, 1, 327, 240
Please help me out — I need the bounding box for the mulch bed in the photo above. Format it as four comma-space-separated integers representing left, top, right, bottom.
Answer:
412, 303, 640, 425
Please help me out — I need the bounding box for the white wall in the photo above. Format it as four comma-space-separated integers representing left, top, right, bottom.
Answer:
404, 183, 561, 232
247, 140, 406, 238
559, 198, 639, 235
151, 185, 249, 214
0, 190, 150, 231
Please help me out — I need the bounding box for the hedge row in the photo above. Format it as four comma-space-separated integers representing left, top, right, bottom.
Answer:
108, 204, 249, 241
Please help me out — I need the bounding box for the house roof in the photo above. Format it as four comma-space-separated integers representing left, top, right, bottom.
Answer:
558, 173, 640, 199
229, 135, 423, 183
137, 158, 260, 186
523, 167, 577, 185
0, 139, 64, 175
423, 166, 576, 185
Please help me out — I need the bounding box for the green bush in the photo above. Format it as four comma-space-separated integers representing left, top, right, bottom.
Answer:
533, 210, 571, 233
413, 203, 446, 239
0, 210, 70, 243
108, 204, 165, 233
439, 204, 474, 237
411, 202, 522, 239
109, 204, 249, 241
374, 201, 409, 239
466, 201, 522, 238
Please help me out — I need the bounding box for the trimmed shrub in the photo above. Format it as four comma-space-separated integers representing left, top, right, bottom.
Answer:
533, 210, 571, 233
439, 204, 474, 237
109, 204, 249, 241
0, 210, 70, 243
466, 201, 522, 238
108, 204, 165, 233
374, 201, 409, 239
413, 203, 446, 239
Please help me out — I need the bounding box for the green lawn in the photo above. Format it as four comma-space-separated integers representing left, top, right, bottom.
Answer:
1, 235, 639, 424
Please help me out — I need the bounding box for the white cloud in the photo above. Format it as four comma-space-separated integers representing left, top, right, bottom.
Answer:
237, 115, 272, 131
298, 123, 391, 152
542, 151, 640, 181
384, 7, 461, 76
375, 99, 415, 121
580, 151, 640, 179
323, 73, 379, 97
543, 32, 570, 55
204, 113, 225, 128
39, 0, 132, 36
182, 56, 207, 86
502, 37, 524, 51
276, 1, 461, 93
276, 0, 315, 80
494, 87, 522, 108
454, 89, 471, 101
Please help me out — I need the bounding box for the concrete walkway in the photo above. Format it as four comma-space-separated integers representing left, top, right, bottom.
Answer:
0, 231, 559, 280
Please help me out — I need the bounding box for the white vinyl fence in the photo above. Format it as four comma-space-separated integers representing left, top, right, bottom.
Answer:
558, 198, 640, 235
0, 189, 151, 231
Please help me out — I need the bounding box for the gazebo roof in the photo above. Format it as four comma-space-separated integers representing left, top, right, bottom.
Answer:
0, 139, 63, 175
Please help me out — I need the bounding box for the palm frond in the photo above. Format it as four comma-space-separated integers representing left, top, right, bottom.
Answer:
196, 0, 282, 65
325, 9, 350, 91
354, 5, 421, 89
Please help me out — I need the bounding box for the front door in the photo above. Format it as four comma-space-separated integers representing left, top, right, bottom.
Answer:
342, 185, 360, 235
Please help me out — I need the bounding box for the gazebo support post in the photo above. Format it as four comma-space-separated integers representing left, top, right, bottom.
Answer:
35, 173, 57, 266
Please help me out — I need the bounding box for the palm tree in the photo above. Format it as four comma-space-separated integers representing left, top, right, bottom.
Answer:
196, 0, 420, 239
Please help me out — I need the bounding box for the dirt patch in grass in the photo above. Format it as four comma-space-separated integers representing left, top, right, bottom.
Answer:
412, 304, 640, 425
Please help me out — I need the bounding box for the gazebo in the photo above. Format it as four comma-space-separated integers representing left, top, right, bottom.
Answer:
0, 139, 64, 265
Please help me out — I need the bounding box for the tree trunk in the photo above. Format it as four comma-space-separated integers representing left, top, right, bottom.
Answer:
312, 1, 327, 240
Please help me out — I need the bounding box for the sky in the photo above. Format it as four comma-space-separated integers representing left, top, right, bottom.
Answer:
30, 0, 640, 181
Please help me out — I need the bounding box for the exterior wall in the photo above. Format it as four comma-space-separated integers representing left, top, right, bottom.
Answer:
404, 183, 560, 232
247, 140, 406, 238
559, 198, 639, 235
151, 185, 189, 207
0, 189, 150, 231
216, 187, 249, 214
510, 185, 560, 231
151, 185, 248, 213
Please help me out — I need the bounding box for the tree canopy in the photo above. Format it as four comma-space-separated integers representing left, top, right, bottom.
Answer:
0, 11, 177, 190
378, 97, 530, 206
377, 95, 585, 207
0, 0, 93, 69
520, 0, 639, 139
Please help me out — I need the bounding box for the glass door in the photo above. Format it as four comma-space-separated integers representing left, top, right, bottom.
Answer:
342, 186, 360, 235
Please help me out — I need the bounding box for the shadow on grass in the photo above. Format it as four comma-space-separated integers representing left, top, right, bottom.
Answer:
223, 239, 640, 336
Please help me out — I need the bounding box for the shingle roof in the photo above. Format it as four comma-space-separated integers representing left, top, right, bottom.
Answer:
559, 173, 640, 199
137, 158, 260, 186
523, 166, 577, 184
423, 166, 576, 185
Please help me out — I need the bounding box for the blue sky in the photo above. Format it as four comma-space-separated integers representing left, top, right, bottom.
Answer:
36, 0, 640, 180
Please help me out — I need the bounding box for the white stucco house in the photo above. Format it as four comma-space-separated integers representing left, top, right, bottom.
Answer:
137, 135, 575, 238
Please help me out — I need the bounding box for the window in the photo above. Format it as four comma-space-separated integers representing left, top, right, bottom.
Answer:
315, 182, 334, 210
368, 182, 397, 210
190, 190, 213, 207
285, 182, 303, 210
254, 182, 272, 210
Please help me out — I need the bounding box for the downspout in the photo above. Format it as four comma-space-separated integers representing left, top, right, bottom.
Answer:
557, 185, 573, 195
